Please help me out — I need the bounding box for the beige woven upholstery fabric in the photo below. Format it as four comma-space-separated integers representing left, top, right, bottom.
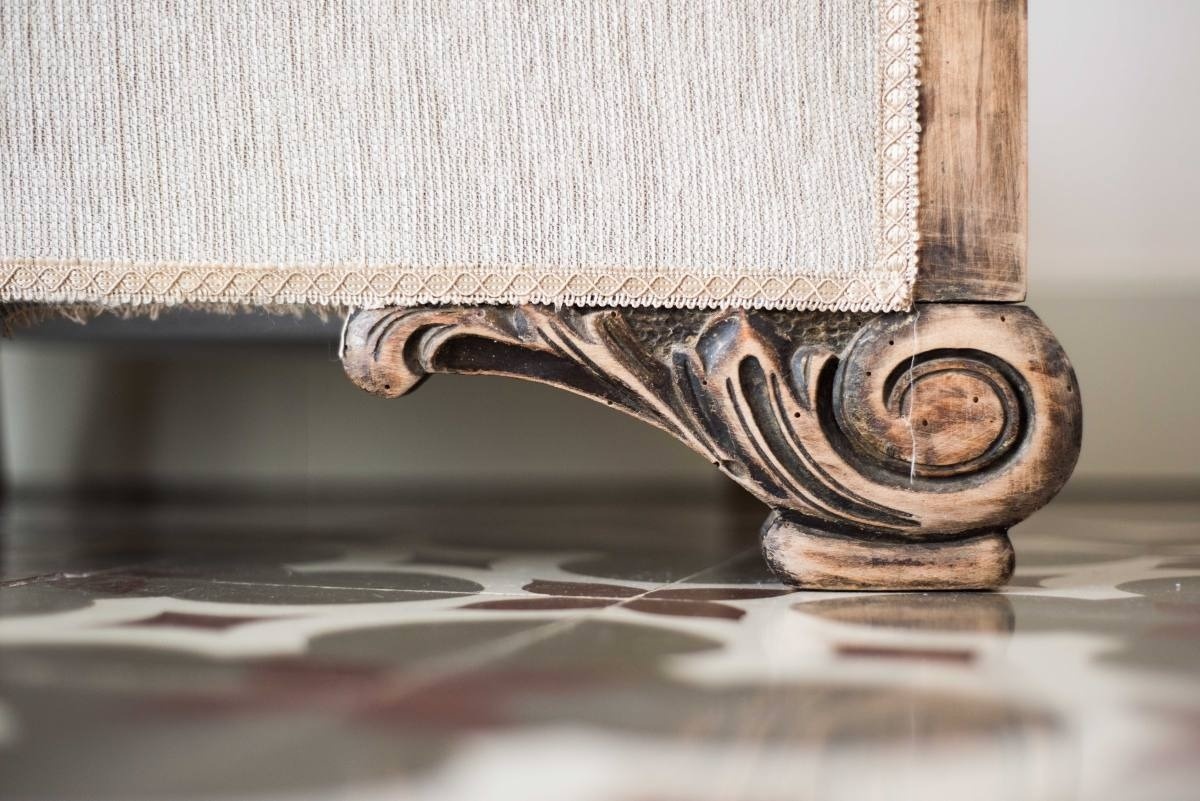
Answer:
0, 0, 920, 312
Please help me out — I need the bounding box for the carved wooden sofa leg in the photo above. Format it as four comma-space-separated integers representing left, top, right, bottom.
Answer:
341, 303, 1081, 591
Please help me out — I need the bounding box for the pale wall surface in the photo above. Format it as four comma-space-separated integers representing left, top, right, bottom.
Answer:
1028, 0, 1200, 295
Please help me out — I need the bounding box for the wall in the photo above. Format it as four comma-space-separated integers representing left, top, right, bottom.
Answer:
1028, 0, 1200, 296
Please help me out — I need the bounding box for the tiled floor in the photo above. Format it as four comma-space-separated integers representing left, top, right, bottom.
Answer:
0, 494, 1197, 801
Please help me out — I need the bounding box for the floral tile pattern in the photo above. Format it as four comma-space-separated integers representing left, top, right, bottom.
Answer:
0, 496, 1197, 801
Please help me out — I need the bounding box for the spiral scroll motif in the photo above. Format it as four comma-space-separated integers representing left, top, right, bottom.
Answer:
342, 303, 1081, 547
819, 305, 1080, 535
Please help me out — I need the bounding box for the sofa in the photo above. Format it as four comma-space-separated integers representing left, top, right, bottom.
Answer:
0, 0, 1079, 589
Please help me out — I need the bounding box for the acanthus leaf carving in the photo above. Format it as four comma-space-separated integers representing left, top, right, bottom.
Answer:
341, 303, 1081, 589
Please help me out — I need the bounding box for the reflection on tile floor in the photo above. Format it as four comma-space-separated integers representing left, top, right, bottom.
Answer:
0, 496, 1198, 801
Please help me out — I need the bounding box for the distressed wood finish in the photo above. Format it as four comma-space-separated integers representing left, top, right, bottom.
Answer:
761, 519, 1014, 591
914, 0, 1027, 301
342, 303, 1081, 590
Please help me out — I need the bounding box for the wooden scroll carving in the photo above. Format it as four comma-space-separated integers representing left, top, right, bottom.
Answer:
341, 304, 1081, 590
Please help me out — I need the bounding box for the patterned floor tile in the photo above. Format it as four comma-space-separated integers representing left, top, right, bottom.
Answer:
0, 496, 1197, 801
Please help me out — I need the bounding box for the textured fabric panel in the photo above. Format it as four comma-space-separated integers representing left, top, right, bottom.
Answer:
0, 0, 919, 311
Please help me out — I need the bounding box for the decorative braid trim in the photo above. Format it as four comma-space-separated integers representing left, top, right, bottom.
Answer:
877, 0, 922, 307
0, 261, 914, 312
0, 1, 920, 315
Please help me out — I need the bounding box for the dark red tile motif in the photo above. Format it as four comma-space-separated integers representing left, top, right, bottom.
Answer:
465, 597, 616, 611
462, 580, 793, 620
119, 611, 283, 631
520, 580, 642, 598
834, 644, 977, 664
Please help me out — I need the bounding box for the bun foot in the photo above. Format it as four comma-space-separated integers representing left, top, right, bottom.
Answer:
761, 511, 1014, 591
